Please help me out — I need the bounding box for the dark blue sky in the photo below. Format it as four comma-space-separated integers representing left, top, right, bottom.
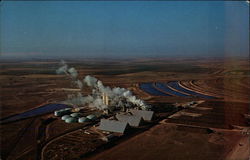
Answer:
1, 1, 249, 59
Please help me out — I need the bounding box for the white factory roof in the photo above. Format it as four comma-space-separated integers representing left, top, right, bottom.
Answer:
129, 109, 154, 121
98, 119, 128, 134
116, 113, 142, 127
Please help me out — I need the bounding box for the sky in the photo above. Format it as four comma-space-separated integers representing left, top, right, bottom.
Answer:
0, 1, 249, 59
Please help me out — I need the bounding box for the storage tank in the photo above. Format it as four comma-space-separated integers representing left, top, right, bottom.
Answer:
65, 117, 77, 123
70, 112, 82, 118
61, 115, 71, 120
78, 117, 89, 123
54, 108, 72, 117
86, 114, 97, 120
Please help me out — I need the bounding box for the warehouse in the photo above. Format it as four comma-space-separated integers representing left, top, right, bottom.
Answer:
129, 109, 154, 121
115, 113, 143, 127
98, 119, 129, 134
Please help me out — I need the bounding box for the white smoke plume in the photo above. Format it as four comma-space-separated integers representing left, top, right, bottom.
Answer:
75, 80, 83, 90
93, 98, 108, 110
56, 60, 68, 75
68, 67, 78, 79
84, 75, 98, 87
57, 61, 150, 111
56, 60, 83, 89
83, 74, 150, 110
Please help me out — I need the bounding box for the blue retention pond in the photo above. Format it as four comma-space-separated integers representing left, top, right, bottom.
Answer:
1, 103, 71, 123
167, 81, 216, 99
155, 82, 190, 97
140, 83, 171, 96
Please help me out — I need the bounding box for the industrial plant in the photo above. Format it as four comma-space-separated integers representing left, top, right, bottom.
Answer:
53, 61, 154, 136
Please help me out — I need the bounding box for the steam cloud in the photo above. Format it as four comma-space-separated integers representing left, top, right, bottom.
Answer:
56, 60, 150, 111
56, 60, 83, 89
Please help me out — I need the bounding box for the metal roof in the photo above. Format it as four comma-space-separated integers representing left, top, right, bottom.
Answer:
116, 114, 142, 127
98, 119, 128, 134
129, 109, 154, 121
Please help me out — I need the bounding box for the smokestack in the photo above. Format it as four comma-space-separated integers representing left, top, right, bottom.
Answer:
102, 93, 109, 106
106, 94, 109, 106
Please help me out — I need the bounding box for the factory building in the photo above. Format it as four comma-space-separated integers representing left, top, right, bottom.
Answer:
98, 119, 129, 134
101, 134, 116, 142
129, 109, 154, 121
115, 113, 143, 127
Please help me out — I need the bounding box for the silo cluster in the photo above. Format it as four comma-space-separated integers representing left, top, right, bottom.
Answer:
54, 109, 97, 123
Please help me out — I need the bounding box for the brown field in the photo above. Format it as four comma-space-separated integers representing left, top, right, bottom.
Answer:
0, 58, 249, 160
87, 123, 248, 160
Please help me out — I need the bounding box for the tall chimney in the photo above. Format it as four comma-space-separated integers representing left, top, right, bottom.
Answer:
102, 93, 109, 106
105, 94, 109, 105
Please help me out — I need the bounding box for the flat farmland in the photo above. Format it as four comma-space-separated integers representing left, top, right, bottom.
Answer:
87, 123, 248, 160
0, 58, 249, 160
